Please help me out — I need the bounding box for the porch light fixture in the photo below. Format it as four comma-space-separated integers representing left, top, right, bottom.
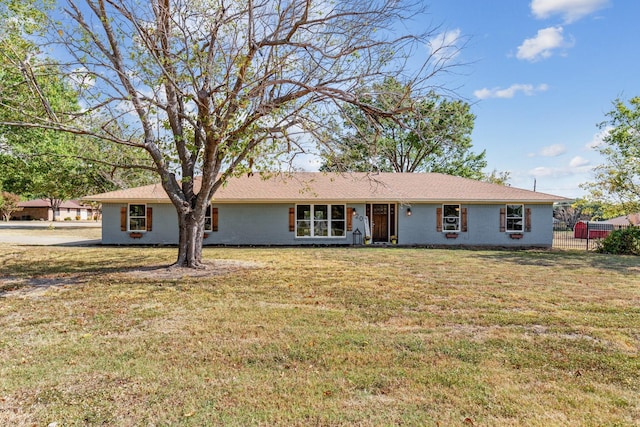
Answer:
406, 207, 412, 216
352, 208, 357, 216
352, 228, 362, 245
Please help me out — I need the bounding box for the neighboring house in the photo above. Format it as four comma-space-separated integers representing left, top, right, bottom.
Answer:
12, 199, 98, 221
607, 213, 640, 227
83, 172, 567, 247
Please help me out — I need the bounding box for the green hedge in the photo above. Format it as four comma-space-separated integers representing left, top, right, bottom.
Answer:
596, 227, 640, 255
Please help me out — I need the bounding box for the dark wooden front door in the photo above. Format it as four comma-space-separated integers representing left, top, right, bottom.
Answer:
372, 204, 388, 242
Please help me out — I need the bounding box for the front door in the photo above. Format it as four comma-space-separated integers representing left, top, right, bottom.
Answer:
372, 204, 388, 243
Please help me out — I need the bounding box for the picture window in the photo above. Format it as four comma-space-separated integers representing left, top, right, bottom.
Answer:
296, 204, 345, 238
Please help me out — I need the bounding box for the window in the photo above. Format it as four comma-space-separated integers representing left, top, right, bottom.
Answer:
203, 205, 218, 232
296, 204, 345, 237
442, 204, 460, 231
506, 204, 524, 232
205, 205, 213, 232
128, 204, 146, 231
331, 205, 346, 237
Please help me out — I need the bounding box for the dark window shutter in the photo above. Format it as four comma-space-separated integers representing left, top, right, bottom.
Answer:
289, 207, 295, 232
120, 207, 127, 231
525, 208, 531, 232
499, 208, 506, 232
212, 207, 219, 232
461, 208, 468, 232
347, 207, 353, 231
436, 207, 442, 232
146, 207, 153, 231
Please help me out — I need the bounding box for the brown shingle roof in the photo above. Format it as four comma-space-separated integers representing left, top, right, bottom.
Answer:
607, 213, 640, 226
83, 172, 567, 204
18, 199, 92, 209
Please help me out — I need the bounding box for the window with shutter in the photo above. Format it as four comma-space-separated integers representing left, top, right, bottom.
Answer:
128, 204, 147, 231
441, 205, 461, 232
205, 206, 218, 232
506, 204, 524, 232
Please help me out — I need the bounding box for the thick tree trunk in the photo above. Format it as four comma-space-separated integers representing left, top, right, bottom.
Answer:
174, 207, 206, 268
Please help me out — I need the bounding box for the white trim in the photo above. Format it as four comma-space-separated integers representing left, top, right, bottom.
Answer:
442, 204, 461, 232
295, 204, 347, 238
506, 204, 524, 232
204, 205, 213, 232
128, 203, 147, 232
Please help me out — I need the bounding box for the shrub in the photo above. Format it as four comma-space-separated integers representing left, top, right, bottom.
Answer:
596, 227, 640, 255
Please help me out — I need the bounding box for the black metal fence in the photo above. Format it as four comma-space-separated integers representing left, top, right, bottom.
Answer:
553, 222, 634, 251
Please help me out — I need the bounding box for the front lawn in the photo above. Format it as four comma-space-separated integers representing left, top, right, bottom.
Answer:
1, 245, 638, 426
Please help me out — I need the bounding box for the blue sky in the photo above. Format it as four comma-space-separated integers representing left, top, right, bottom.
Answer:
420, 0, 640, 198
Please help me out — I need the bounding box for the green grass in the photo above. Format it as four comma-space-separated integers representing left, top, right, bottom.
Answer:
0, 244, 639, 426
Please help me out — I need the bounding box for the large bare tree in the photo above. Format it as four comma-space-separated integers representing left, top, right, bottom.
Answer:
1, 0, 461, 267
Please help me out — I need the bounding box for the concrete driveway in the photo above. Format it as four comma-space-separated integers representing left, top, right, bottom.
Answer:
0, 221, 102, 246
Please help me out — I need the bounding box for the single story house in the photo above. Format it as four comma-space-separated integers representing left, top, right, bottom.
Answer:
11, 199, 98, 221
607, 213, 640, 227
83, 172, 567, 247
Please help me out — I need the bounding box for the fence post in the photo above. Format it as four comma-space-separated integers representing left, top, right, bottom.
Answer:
585, 221, 590, 251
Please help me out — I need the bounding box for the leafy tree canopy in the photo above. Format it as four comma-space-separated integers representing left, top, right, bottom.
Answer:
482, 169, 511, 186
0, 190, 22, 221
0, 3, 156, 202
320, 77, 486, 179
581, 96, 640, 214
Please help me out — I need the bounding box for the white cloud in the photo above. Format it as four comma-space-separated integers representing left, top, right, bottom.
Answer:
529, 166, 558, 178
517, 26, 572, 61
528, 163, 592, 179
531, 0, 609, 23
540, 144, 567, 157
508, 163, 594, 197
292, 152, 323, 171
474, 83, 548, 100
569, 156, 590, 167
528, 156, 594, 179
586, 127, 611, 149
427, 29, 462, 63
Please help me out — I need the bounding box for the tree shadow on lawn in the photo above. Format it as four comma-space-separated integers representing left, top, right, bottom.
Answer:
0, 245, 169, 296
0, 275, 92, 297
0, 252, 161, 278
0, 250, 263, 297
474, 249, 640, 275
